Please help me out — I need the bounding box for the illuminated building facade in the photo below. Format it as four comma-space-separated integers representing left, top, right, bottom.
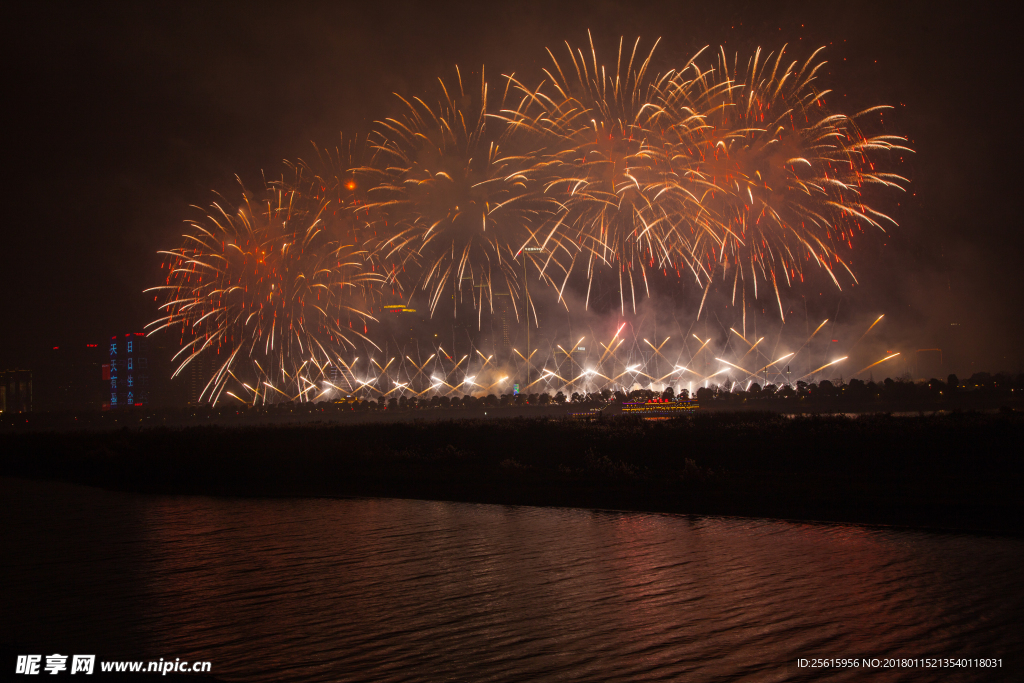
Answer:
620, 397, 699, 415
0, 369, 32, 413
183, 352, 212, 406
327, 361, 357, 394
382, 301, 430, 350
494, 293, 512, 354
382, 304, 422, 347
35, 343, 105, 411
104, 333, 149, 409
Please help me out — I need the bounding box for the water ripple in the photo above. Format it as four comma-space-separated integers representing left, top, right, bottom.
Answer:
2, 478, 1021, 682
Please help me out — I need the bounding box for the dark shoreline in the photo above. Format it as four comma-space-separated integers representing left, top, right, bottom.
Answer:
3, 411, 1022, 535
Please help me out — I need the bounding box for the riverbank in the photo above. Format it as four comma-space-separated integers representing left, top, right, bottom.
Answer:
3, 393, 1021, 434
3, 412, 1022, 534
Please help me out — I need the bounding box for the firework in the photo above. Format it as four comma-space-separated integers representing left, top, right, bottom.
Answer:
147, 175, 381, 404
799, 356, 847, 381
493, 37, 910, 320
856, 352, 901, 376
512, 34, 710, 313
290, 134, 383, 249
285, 134, 403, 314
324, 309, 898, 401
664, 46, 911, 321
151, 36, 912, 404
359, 67, 565, 324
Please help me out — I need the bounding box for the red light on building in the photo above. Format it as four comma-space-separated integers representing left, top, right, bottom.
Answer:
86, 344, 97, 348
53, 346, 59, 350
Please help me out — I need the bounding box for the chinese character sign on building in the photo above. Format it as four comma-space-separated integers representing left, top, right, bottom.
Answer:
105, 333, 148, 408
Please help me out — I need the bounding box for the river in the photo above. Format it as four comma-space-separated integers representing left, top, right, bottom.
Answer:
2, 478, 1020, 681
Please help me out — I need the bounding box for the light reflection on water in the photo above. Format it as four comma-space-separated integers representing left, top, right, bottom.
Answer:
2, 478, 1021, 682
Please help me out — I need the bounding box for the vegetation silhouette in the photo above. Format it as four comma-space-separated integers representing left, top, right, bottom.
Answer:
3, 410, 1021, 534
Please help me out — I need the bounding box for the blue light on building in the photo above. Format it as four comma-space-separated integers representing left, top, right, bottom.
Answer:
104, 333, 149, 409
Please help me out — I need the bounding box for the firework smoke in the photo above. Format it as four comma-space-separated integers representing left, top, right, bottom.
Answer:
152, 36, 910, 403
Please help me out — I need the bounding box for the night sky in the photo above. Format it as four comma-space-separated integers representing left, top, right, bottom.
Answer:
4, 0, 1021, 374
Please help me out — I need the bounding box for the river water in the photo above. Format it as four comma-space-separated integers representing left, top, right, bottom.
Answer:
2, 477, 1020, 682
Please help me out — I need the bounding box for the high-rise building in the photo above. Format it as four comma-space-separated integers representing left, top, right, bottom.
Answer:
0, 369, 32, 413
181, 352, 212, 406
104, 333, 149, 409
382, 303, 425, 347
326, 360, 358, 394
494, 292, 512, 355
35, 343, 105, 411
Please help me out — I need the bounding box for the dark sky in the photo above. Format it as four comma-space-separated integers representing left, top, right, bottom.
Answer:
4, 0, 1021, 373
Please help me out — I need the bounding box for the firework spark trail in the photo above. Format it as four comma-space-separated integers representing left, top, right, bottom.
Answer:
798, 356, 848, 381
643, 337, 673, 373
507, 34, 716, 314
152, 37, 910, 403
741, 336, 765, 360
848, 314, 886, 353
499, 39, 907, 319
314, 311, 901, 401
360, 67, 568, 321
856, 352, 901, 376
716, 358, 754, 376
716, 351, 797, 386
147, 176, 381, 404
285, 135, 402, 312
787, 318, 830, 366
662, 45, 911, 320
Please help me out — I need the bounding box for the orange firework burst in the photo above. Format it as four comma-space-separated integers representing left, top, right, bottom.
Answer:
147, 174, 381, 404
665, 45, 911, 320
514, 34, 710, 313
151, 36, 913, 404
358, 67, 565, 323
